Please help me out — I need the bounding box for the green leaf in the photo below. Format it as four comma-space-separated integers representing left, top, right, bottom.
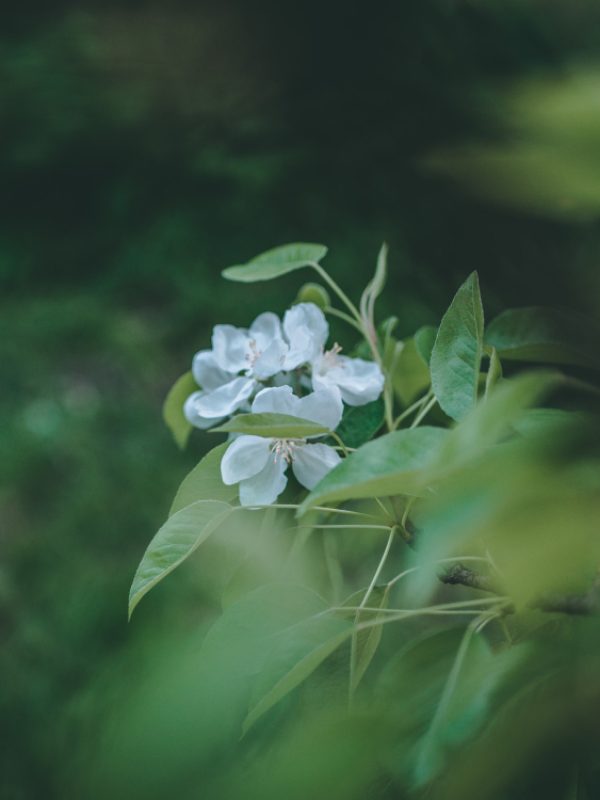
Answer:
433, 371, 561, 474
222, 243, 328, 282
213, 412, 330, 439
414, 325, 437, 365
212, 412, 331, 439
392, 337, 431, 406
334, 398, 385, 449
243, 628, 351, 735
129, 500, 234, 618
485, 306, 600, 371
484, 347, 503, 398
351, 585, 390, 693
511, 408, 587, 437
169, 443, 237, 516
430, 272, 485, 421
162, 371, 197, 449
299, 426, 449, 513
296, 282, 331, 309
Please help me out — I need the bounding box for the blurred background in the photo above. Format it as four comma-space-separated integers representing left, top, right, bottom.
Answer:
2, 1, 600, 797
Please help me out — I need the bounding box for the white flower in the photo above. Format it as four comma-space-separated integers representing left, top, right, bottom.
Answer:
285, 302, 385, 406
184, 312, 288, 429
312, 346, 385, 405
220, 385, 343, 506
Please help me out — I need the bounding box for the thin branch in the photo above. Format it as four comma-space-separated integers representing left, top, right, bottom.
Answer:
439, 563, 600, 616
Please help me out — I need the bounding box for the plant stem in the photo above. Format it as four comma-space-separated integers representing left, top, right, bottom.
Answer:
295, 524, 394, 531
393, 391, 432, 429
349, 526, 397, 704
311, 263, 362, 324
410, 394, 437, 428
323, 306, 364, 333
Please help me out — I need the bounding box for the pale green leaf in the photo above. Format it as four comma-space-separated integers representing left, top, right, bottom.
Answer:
392, 337, 431, 406
299, 426, 449, 513
162, 371, 197, 449
169, 443, 237, 516
485, 306, 600, 371
213, 412, 330, 439
222, 243, 328, 282
295, 282, 330, 309
430, 272, 485, 421
129, 500, 234, 618
414, 325, 437, 365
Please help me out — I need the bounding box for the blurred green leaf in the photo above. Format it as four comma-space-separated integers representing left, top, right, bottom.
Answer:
434, 371, 560, 472
431, 271, 484, 421
213, 413, 330, 438
162, 371, 197, 449
222, 243, 328, 282
129, 500, 234, 618
243, 628, 350, 735
392, 337, 431, 406
351, 585, 390, 693
334, 398, 384, 449
169, 443, 237, 516
485, 307, 600, 371
300, 427, 448, 513
414, 325, 437, 365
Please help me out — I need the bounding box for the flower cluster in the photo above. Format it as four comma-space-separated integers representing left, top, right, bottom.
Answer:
182, 302, 384, 506
183, 302, 384, 430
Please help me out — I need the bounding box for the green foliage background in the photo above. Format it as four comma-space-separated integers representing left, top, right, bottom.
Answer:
3, 2, 600, 798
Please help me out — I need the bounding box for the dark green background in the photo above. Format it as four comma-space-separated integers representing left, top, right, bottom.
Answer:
2, 2, 600, 797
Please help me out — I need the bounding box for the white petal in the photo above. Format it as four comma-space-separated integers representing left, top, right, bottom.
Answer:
313, 356, 384, 406
183, 391, 224, 430
297, 386, 343, 431
292, 443, 341, 490
252, 338, 288, 380
221, 435, 272, 485
193, 376, 256, 418
191, 350, 235, 391
251, 385, 301, 416
283, 303, 329, 369
250, 312, 284, 344
239, 456, 288, 506
212, 324, 250, 373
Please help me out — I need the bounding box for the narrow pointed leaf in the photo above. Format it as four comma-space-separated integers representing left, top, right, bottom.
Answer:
430, 272, 484, 421
484, 347, 502, 398
352, 585, 390, 693
222, 243, 328, 282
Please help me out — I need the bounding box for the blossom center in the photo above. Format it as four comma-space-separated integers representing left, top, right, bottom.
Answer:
319, 342, 343, 372
246, 338, 262, 367
271, 438, 299, 464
